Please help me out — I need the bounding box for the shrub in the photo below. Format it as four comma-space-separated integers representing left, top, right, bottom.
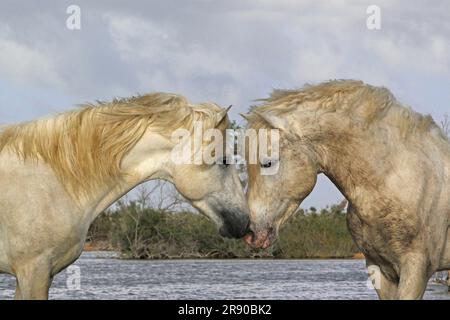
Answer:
88, 202, 359, 259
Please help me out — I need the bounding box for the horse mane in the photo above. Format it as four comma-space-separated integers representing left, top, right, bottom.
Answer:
248, 80, 445, 140
0, 93, 225, 200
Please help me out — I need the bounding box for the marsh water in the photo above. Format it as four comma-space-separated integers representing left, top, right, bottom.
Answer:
0, 251, 448, 300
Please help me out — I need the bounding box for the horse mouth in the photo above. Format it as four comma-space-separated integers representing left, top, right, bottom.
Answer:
243, 227, 275, 249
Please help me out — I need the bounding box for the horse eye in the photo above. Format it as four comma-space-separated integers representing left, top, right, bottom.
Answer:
261, 160, 272, 168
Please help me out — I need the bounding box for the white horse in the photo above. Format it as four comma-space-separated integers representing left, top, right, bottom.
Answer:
243, 80, 450, 299
0, 93, 249, 299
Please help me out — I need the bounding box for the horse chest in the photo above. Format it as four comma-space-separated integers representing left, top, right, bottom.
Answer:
346, 206, 401, 276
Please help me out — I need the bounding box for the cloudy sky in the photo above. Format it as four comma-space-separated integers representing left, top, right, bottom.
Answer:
0, 0, 449, 208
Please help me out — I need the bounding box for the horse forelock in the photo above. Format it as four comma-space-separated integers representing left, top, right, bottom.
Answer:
0, 93, 225, 201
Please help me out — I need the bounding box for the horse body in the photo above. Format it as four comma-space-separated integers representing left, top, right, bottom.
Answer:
0, 93, 249, 299
244, 80, 450, 299
331, 118, 450, 286
348, 141, 450, 298
0, 151, 92, 298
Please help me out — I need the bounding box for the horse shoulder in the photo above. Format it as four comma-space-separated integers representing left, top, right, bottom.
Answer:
0, 152, 86, 275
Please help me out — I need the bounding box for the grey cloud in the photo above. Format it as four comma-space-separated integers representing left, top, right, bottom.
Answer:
0, 0, 449, 207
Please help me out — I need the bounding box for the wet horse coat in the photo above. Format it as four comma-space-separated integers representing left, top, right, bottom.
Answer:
244, 80, 450, 299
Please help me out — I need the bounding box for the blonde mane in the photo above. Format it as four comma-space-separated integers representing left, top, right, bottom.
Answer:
248, 80, 444, 139
0, 93, 225, 200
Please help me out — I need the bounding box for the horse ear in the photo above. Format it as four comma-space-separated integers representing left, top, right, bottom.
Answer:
254, 111, 288, 131
239, 112, 251, 122
215, 105, 232, 126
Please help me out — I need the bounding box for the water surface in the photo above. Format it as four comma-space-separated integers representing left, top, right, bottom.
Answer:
0, 251, 448, 300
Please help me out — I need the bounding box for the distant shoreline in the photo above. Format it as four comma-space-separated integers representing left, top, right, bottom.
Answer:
87, 205, 360, 261
83, 241, 366, 260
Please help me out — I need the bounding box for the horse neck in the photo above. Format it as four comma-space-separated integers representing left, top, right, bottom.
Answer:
85, 131, 174, 221
304, 113, 390, 206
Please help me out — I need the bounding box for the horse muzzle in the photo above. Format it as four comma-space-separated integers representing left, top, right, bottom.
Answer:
219, 211, 251, 239
243, 225, 276, 249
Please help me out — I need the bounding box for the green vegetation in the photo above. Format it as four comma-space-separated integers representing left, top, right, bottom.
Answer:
88, 200, 359, 259
275, 206, 358, 258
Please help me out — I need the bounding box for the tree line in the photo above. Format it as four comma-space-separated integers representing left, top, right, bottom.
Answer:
87, 187, 358, 259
